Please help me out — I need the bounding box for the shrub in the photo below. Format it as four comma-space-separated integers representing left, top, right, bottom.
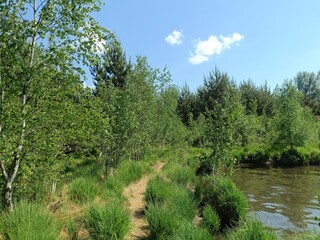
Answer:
85, 201, 131, 240
172, 221, 212, 240
68, 177, 99, 204
145, 203, 179, 239
145, 176, 176, 205
226, 220, 278, 240
1, 201, 60, 240
202, 204, 220, 234
195, 154, 213, 176
199, 176, 248, 229
310, 149, 320, 165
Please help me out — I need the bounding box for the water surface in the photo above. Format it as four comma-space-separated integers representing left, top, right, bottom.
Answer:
232, 164, 320, 232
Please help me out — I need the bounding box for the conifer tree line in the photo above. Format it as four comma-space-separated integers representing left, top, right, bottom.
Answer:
1, 1, 320, 210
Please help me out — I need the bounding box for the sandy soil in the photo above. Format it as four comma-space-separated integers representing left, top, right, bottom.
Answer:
123, 161, 165, 240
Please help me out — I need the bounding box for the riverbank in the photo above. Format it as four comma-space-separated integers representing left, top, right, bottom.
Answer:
232, 144, 320, 167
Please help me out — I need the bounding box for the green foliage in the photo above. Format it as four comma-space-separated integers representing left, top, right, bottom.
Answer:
239, 80, 275, 116
202, 204, 221, 234
201, 68, 244, 172
154, 85, 187, 146
225, 220, 278, 240
145, 203, 179, 240
231, 145, 270, 164
199, 176, 248, 229
272, 81, 318, 150
0, 201, 60, 240
92, 36, 132, 90
85, 202, 131, 240
172, 222, 212, 240
68, 177, 99, 204
294, 71, 320, 115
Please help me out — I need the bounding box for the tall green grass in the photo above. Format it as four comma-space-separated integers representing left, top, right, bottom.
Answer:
202, 204, 220, 234
145, 173, 198, 239
145, 203, 179, 240
145, 176, 176, 205
100, 176, 125, 202
1, 201, 60, 240
114, 160, 151, 186
85, 201, 131, 240
168, 187, 197, 222
163, 162, 195, 185
172, 221, 212, 240
225, 220, 278, 240
199, 176, 248, 229
68, 177, 99, 204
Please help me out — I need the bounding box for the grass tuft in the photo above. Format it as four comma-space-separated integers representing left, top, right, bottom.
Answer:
225, 220, 278, 240
85, 201, 131, 240
172, 221, 212, 240
1, 201, 60, 240
202, 204, 220, 234
68, 177, 99, 204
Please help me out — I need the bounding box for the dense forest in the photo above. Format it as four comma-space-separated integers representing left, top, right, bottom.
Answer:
1, 1, 320, 239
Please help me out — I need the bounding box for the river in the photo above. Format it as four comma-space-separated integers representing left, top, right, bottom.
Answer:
232, 164, 320, 232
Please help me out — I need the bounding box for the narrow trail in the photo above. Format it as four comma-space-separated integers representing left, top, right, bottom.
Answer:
123, 161, 165, 240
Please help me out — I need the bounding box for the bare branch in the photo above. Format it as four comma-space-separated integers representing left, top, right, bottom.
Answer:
36, 0, 49, 12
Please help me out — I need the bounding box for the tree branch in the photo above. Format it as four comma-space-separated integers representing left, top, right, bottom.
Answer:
0, 161, 8, 181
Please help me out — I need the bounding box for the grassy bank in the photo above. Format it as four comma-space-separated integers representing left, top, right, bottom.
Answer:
0, 146, 319, 239
232, 144, 320, 166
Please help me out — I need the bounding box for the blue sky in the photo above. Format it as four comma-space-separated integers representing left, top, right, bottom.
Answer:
88, 0, 320, 92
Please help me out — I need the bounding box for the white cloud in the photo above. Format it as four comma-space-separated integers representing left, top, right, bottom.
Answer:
189, 32, 244, 65
189, 54, 209, 65
165, 30, 183, 46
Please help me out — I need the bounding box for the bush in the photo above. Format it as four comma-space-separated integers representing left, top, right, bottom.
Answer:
1, 201, 60, 240
202, 204, 220, 234
145, 176, 176, 205
172, 221, 212, 240
226, 220, 278, 240
195, 154, 213, 176
145, 203, 179, 239
85, 201, 131, 240
310, 149, 320, 165
275, 148, 307, 166
68, 177, 99, 203
199, 176, 248, 229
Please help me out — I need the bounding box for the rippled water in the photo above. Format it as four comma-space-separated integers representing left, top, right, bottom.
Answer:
232, 164, 320, 232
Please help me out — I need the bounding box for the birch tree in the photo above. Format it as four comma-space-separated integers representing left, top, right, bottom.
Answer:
0, 0, 107, 210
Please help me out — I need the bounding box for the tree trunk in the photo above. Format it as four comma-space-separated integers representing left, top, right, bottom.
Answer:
3, 179, 13, 211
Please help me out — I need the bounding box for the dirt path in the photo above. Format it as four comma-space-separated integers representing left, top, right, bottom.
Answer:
123, 161, 165, 240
